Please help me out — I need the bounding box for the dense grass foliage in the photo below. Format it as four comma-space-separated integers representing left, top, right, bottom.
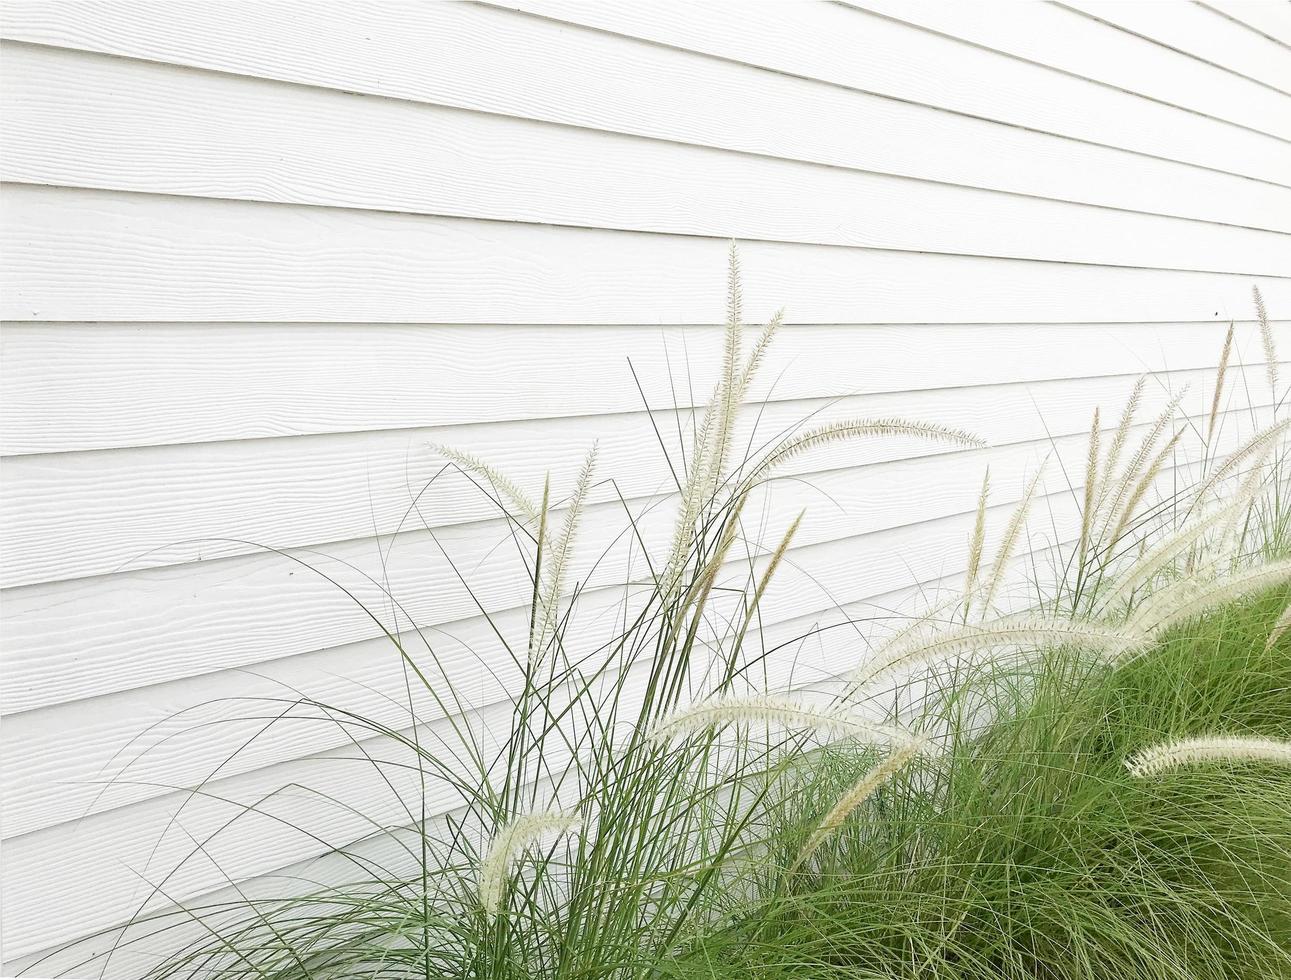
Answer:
673, 589, 1291, 980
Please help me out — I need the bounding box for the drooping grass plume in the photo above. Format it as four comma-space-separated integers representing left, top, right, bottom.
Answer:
648, 694, 913, 747
1191, 416, 1290, 507
852, 615, 1145, 693
1096, 489, 1266, 615
1125, 557, 1291, 637
432, 444, 541, 525
790, 736, 928, 872
478, 811, 581, 915
745, 418, 983, 486
1126, 735, 1291, 778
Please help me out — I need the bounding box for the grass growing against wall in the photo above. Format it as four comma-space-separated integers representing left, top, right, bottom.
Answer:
35, 253, 1291, 980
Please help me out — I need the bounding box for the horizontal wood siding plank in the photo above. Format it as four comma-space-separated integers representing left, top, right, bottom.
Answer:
1, 4, 1286, 230
1058, 0, 1291, 93
5, 185, 1289, 324
5, 44, 1289, 275
840, 0, 1291, 139
497, 0, 1291, 184
5, 364, 1272, 588
4, 320, 1278, 456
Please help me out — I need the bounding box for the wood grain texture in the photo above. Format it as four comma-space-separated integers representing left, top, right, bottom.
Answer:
840, 0, 1291, 139
497, 0, 1291, 184
5, 44, 1289, 275
1059, 0, 1291, 93
4, 320, 1278, 456
2, 3, 1286, 230
6, 364, 1271, 589
5, 185, 1289, 324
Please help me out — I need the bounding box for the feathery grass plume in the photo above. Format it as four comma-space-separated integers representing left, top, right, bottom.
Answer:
710, 241, 745, 492
1125, 558, 1291, 638
1254, 284, 1278, 396
1101, 375, 1146, 489
790, 736, 928, 872
1076, 409, 1101, 576
648, 693, 913, 747
1098, 388, 1187, 538
745, 418, 983, 487
852, 615, 1145, 693
1126, 735, 1291, 779
1191, 417, 1290, 508
962, 467, 991, 621
478, 811, 581, 915
1207, 323, 1235, 445
1104, 426, 1184, 555
662, 246, 751, 591
980, 461, 1047, 615
432, 444, 540, 525
534, 444, 598, 653
729, 511, 803, 649
736, 309, 784, 401
1096, 489, 1266, 615
675, 492, 749, 625
527, 475, 553, 658
1268, 601, 1291, 651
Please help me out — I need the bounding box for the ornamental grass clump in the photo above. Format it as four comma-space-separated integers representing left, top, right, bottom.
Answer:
41, 248, 983, 980
38, 262, 1290, 980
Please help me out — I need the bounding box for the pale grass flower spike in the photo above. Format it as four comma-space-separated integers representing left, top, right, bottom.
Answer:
1126, 736, 1291, 779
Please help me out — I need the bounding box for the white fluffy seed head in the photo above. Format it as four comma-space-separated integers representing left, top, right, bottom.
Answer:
852, 615, 1146, 692
1125, 736, 1291, 778
791, 735, 930, 872
648, 694, 913, 747
477, 811, 581, 915
1125, 558, 1291, 638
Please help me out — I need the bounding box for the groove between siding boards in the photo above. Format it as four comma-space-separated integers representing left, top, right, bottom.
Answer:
835, 0, 1291, 141
1058, 0, 1291, 94
1, 434, 1099, 839
4, 44, 1290, 276
0, 405, 1262, 718
492, 0, 1291, 186
3, 365, 1266, 589
5, 186, 1290, 323
1201, 1, 1291, 48
4, 320, 1281, 455
0, 3, 1288, 230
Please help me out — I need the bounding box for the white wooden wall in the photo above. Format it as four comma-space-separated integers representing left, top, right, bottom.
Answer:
2, 0, 1290, 972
